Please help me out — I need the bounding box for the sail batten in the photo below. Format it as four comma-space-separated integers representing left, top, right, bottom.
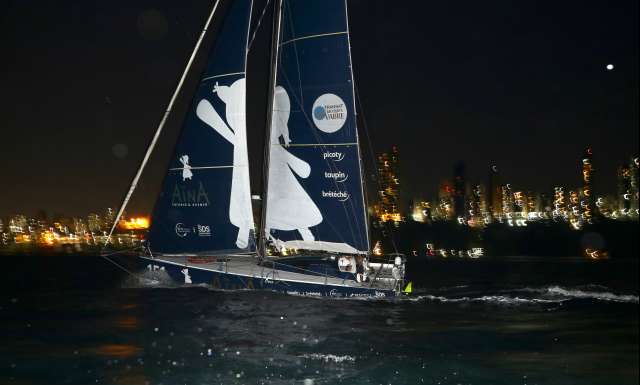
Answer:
148, 0, 256, 255
263, 0, 369, 255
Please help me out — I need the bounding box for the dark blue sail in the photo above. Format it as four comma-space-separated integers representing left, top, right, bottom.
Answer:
264, 0, 369, 254
148, 0, 255, 255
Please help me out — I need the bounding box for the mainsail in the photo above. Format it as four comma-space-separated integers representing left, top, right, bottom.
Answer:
148, 0, 255, 255
263, 0, 369, 254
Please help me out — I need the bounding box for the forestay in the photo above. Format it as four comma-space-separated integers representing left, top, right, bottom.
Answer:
148, 0, 255, 255
264, 0, 369, 254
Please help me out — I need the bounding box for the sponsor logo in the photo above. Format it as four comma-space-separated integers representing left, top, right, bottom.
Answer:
312, 94, 347, 133
324, 171, 348, 183
175, 223, 191, 237
286, 291, 322, 297
323, 151, 345, 162
197, 224, 211, 237
175, 223, 211, 237
171, 181, 210, 207
322, 190, 350, 202
349, 293, 373, 298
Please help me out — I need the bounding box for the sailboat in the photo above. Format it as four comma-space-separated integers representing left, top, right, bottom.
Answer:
108, 0, 407, 298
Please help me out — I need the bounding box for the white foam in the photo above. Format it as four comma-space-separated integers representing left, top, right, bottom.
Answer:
409, 294, 564, 305
301, 353, 356, 363
544, 286, 638, 304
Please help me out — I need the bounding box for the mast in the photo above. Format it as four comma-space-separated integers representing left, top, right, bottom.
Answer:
105, 0, 223, 246
258, 0, 284, 258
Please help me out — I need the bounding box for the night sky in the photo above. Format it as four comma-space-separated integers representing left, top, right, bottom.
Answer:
1, 0, 637, 218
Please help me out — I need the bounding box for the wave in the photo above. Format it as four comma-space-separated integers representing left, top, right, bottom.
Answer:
408, 285, 638, 305
408, 294, 566, 305
301, 353, 356, 363
524, 285, 639, 304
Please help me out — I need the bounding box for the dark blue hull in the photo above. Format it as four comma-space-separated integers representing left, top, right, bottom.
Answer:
140, 257, 396, 299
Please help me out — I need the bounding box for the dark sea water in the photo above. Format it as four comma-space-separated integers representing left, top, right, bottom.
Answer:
1, 256, 638, 385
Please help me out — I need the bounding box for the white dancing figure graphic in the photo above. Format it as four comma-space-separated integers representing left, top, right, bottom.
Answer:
265, 86, 322, 242
195, 78, 254, 249
179, 155, 193, 181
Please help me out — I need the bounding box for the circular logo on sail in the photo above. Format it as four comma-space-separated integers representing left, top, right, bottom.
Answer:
312, 94, 347, 133
175, 223, 190, 237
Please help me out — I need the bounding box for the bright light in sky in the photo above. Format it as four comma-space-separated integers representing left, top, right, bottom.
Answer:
606, 64, 614, 71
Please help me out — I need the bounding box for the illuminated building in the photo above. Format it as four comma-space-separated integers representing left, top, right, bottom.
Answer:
436, 180, 454, 221
119, 217, 150, 230
581, 148, 594, 223
0, 219, 3, 233
630, 156, 639, 217
501, 184, 514, 221
453, 162, 466, 221
568, 190, 581, 229
513, 191, 525, 216
410, 200, 431, 223
9, 215, 27, 234
87, 213, 102, 232
488, 165, 503, 221
103, 208, 116, 231
553, 187, 566, 220
469, 184, 484, 227
617, 163, 632, 216
73, 218, 88, 235
375, 146, 402, 224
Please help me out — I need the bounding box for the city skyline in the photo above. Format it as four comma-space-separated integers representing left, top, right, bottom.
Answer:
1, 0, 638, 218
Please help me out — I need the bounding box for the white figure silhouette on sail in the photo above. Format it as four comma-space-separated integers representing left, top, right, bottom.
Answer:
265, 86, 322, 242
195, 78, 254, 249
179, 155, 193, 181
181, 268, 192, 284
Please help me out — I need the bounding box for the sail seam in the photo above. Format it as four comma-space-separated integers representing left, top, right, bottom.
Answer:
279, 31, 347, 46
272, 142, 358, 147
168, 165, 246, 171
201, 71, 246, 82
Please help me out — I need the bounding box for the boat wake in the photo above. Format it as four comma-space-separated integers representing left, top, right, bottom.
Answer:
405, 285, 638, 305
517, 285, 639, 304
120, 269, 177, 289
406, 294, 565, 305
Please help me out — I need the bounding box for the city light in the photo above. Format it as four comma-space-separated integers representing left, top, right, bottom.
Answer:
120, 217, 150, 230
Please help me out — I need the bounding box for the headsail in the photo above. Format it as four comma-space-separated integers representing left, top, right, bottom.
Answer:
264, 0, 369, 254
148, 0, 255, 255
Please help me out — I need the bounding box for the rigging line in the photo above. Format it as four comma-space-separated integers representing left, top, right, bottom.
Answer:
285, 2, 306, 110
354, 79, 400, 256
100, 253, 145, 281
344, 0, 371, 252
103, 0, 223, 248
247, 0, 273, 51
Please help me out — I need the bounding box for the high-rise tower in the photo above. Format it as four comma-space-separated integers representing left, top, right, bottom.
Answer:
375, 146, 402, 223
581, 148, 594, 223
453, 162, 466, 221
488, 165, 503, 221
